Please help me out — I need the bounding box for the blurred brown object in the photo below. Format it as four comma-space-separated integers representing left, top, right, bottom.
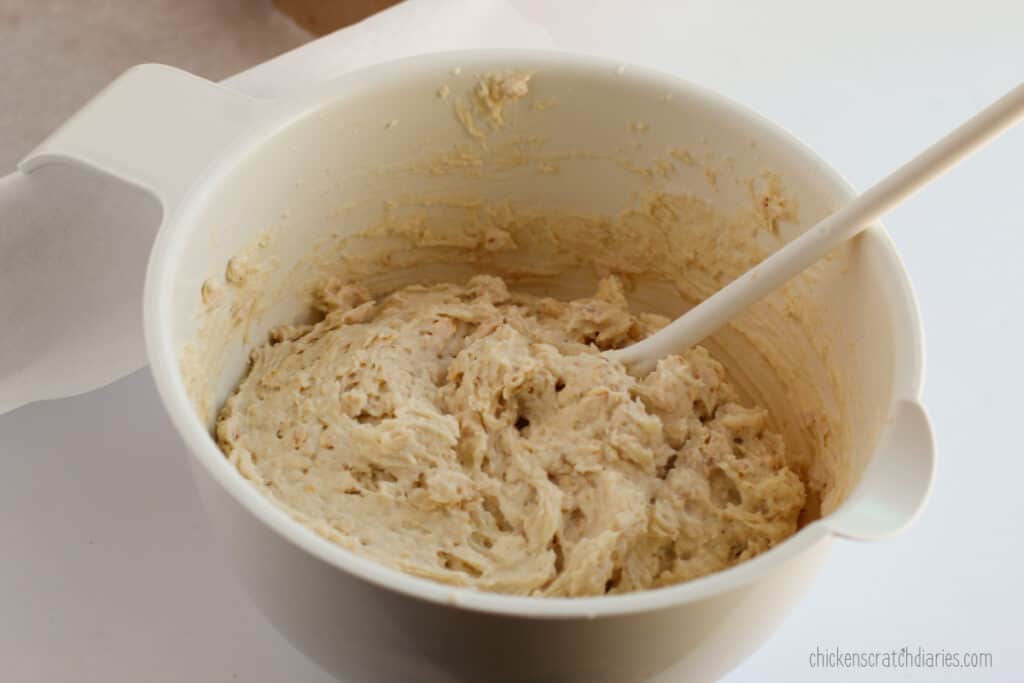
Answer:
274, 0, 403, 35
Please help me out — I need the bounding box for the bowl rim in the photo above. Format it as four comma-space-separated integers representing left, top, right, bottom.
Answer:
144, 48, 925, 619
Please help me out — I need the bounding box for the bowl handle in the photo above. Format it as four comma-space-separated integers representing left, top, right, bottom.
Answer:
19, 63, 266, 215
1, 65, 266, 415
823, 399, 936, 540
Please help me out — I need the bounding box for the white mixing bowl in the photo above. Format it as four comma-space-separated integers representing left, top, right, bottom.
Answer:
23, 50, 935, 682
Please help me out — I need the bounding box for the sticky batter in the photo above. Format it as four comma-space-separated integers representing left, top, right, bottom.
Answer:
217, 275, 805, 596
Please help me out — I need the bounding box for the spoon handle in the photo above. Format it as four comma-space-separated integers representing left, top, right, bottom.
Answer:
610, 82, 1024, 374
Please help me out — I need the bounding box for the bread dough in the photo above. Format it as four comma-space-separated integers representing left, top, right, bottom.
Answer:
217, 275, 805, 596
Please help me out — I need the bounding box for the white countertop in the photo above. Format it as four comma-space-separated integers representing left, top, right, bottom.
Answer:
3, 1, 1022, 681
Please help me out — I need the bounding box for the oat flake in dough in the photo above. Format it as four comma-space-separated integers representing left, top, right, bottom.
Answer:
217, 275, 806, 597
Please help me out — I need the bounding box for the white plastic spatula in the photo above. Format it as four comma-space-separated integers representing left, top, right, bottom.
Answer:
608, 82, 1024, 376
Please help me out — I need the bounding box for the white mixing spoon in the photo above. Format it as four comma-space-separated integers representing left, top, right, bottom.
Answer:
607, 83, 1024, 375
